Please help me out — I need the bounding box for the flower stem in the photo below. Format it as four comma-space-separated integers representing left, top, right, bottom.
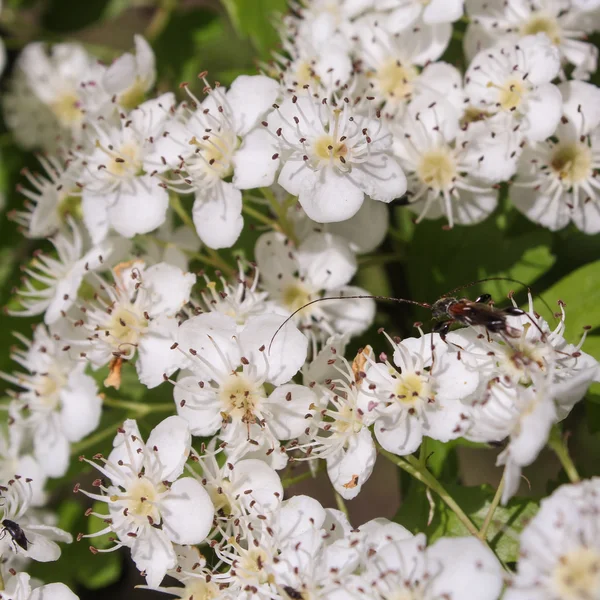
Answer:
281, 462, 325, 488
548, 425, 580, 483
379, 446, 480, 539
170, 194, 194, 229
242, 203, 280, 230
102, 396, 174, 417
145, 0, 177, 41
71, 422, 121, 456
335, 492, 349, 518
478, 475, 504, 541
262, 188, 299, 245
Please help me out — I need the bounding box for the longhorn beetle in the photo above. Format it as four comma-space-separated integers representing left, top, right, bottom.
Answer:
268, 277, 550, 352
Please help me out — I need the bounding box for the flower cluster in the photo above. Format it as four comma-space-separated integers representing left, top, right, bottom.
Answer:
0, 0, 599, 598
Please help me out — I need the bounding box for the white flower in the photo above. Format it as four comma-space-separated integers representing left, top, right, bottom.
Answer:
465, 0, 599, 80
103, 35, 155, 111
465, 33, 562, 145
151, 75, 279, 249
254, 231, 375, 342
1, 326, 101, 478
361, 532, 503, 600
172, 312, 310, 468
3, 42, 109, 149
78, 417, 214, 588
291, 195, 389, 254
11, 154, 81, 239
356, 330, 479, 456
512, 80, 600, 233
77, 94, 175, 242
505, 477, 600, 600
393, 96, 500, 228
355, 20, 460, 118
0, 477, 72, 563
0, 572, 79, 600
74, 259, 195, 389
236, 91, 406, 223
298, 358, 377, 499
195, 264, 272, 326
9, 221, 110, 324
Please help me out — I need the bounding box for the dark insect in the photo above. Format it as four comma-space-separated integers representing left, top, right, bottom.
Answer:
282, 586, 304, 600
1, 519, 30, 551
430, 293, 525, 340
269, 277, 541, 352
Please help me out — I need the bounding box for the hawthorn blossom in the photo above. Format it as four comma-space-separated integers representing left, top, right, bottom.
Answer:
2, 42, 109, 149
11, 154, 81, 239
151, 75, 279, 248
172, 311, 310, 468
77, 94, 175, 243
254, 231, 375, 341
102, 35, 155, 111
465, 33, 562, 146
75, 259, 195, 389
9, 221, 110, 324
0, 477, 72, 563
236, 90, 407, 223
393, 96, 500, 227
506, 478, 600, 600
0, 572, 79, 600
2, 326, 101, 478
464, 0, 600, 79
512, 80, 600, 233
356, 330, 479, 456
355, 20, 462, 118
358, 533, 504, 600
78, 417, 214, 588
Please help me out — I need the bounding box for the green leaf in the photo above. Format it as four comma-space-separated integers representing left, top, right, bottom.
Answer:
221, 0, 286, 58
530, 261, 600, 343
396, 483, 538, 563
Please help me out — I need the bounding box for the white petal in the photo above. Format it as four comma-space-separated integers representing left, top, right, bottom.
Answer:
524, 83, 562, 142
322, 285, 376, 337
131, 528, 176, 588
174, 374, 222, 436
519, 34, 561, 86
427, 537, 504, 600
327, 427, 376, 500
267, 384, 318, 439
192, 185, 243, 249
108, 177, 169, 238
23, 527, 64, 562
423, 0, 463, 23
279, 495, 326, 538
31, 583, 79, 600
558, 80, 600, 137
239, 314, 308, 385
233, 128, 280, 189
254, 231, 299, 292
375, 414, 423, 456
296, 232, 357, 290
144, 262, 196, 316
350, 156, 407, 203
230, 459, 283, 513
34, 419, 70, 478
103, 52, 136, 95
137, 318, 182, 388
160, 477, 214, 544
59, 370, 101, 442
296, 168, 366, 223
107, 419, 145, 484
227, 75, 280, 136
145, 415, 191, 481
133, 34, 155, 84
82, 193, 110, 244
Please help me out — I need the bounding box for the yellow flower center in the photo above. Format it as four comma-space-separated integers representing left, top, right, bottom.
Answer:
112, 477, 163, 521
393, 371, 432, 407
107, 305, 148, 347
375, 58, 418, 101
50, 91, 83, 128
497, 77, 526, 112
313, 134, 349, 163
219, 374, 266, 424
520, 12, 562, 45
416, 148, 457, 191
119, 77, 147, 111
57, 193, 83, 221
293, 61, 316, 87
36, 371, 66, 409
239, 548, 273, 585
551, 142, 592, 185
182, 579, 220, 600
190, 131, 237, 180
106, 142, 143, 177
552, 547, 600, 600
282, 282, 314, 314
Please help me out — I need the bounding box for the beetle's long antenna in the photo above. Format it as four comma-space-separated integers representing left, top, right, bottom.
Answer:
268, 295, 430, 353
